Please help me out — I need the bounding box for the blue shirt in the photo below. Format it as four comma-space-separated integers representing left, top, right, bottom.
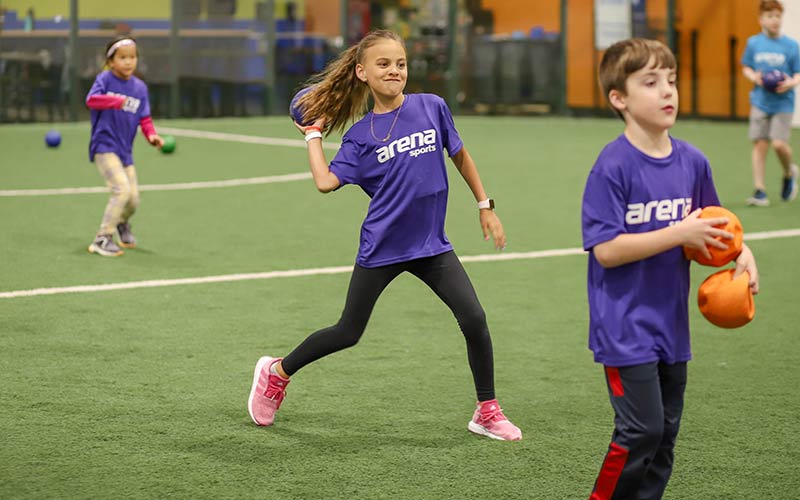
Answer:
330, 93, 463, 268
581, 135, 720, 366
87, 71, 152, 166
742, 33, 800, 114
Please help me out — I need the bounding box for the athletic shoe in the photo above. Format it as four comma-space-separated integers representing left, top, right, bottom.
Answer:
467, 399, 522, 441
116, 222, 137, 248
87, 234, 124, 257
247, 356, 290, 426
746, 189, 770, 207
781, 164, 799, 202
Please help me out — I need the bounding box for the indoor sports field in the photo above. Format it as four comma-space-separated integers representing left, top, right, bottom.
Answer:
1, 116, 798, 499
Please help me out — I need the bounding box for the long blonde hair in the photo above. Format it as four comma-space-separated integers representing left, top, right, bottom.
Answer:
296, 30, 405, 135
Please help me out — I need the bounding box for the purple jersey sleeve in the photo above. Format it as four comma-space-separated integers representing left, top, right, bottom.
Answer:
436, 97, 463, 157
329, 137, 362, 187
582, 164, 628, 251
138, 91, 151, 119
87, 72, 108, 100
697, 156, 721, 208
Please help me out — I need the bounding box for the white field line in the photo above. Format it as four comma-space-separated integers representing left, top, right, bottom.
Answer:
157, 127, 341, 150
2, 228, 798, 299
0, 127, 338, 197
0, 172, 312, 197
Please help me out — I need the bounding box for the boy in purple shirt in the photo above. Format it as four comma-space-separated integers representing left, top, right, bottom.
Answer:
86, 36, 164, 256
247, 30, 521, 441
582, 39, 759, 499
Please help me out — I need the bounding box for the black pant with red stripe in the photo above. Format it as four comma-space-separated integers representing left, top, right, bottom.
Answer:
589, 361, 688, 500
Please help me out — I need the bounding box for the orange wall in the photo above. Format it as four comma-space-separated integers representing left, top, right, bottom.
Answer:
566, 0, 597, 108
308, 0, 760, 117
482, 0, 561, 34
305, 0, 341, 37
562, 0, 759, 116
675, 0, 758, 118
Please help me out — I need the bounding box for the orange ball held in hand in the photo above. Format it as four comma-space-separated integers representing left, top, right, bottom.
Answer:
697, 269, 755, 329
683, 206, 743, 267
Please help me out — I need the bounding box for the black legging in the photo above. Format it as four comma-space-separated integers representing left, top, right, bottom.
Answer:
281, 250, 496, 401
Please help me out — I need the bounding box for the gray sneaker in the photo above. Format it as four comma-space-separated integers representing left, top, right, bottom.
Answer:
746, 189, 770, 207
88, 234, 124, 257
116, 222, 137, 248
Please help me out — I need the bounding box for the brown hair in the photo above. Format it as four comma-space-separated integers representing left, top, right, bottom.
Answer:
295, 30, 405, 135
598, 38, 676, 119
759, 0, 784, 13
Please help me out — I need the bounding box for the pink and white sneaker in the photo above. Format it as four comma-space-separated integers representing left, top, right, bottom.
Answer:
467, 399, 522, 441
247, 356, 290, 426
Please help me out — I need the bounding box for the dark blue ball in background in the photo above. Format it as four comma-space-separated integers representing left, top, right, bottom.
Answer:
762, 70, 785, 93
45, 130, 61, 148
289, 86, 316, 126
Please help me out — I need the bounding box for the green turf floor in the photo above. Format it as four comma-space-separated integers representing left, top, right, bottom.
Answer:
1, 116, 798, 499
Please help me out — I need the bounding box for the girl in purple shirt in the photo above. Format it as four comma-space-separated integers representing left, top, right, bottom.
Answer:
86, 36, 164, 257
247, 30, 521, 441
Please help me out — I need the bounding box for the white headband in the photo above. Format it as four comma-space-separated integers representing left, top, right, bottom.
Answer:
107, 39, 136, 58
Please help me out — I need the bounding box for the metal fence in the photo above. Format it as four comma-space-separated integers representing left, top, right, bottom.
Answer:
0, 0, 570, 123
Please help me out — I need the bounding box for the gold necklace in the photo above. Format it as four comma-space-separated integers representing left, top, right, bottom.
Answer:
370, 98, 404, 142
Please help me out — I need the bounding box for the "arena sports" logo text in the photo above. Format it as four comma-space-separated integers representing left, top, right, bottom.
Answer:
625, 197, 692, 225
376, 129, 437, 163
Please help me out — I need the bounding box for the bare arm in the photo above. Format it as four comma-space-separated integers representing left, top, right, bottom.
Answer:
742, 66, 762, 86
733, 243, 760, 294
593, 209, 733, 268
450, 147, 506, 249
295, 119, 340, 193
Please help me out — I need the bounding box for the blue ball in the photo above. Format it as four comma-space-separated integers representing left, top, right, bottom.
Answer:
289, 86, 316, 126
762, 70, 785, 93
45, 130, 61, 148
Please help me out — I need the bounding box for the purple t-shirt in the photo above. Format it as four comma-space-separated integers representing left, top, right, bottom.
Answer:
330, 93, 463, 268
581, 135, 720, 366
87, 71, 152, 166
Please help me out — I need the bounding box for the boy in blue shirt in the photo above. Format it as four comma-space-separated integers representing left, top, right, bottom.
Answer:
742, 0, 800, 206
582, 38, 759, 499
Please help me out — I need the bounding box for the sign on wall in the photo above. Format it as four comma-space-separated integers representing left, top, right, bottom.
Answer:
594, 0, 632, 50
784, 0, 800, 127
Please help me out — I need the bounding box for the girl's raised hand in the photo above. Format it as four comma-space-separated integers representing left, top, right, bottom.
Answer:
294, 117, 327, 135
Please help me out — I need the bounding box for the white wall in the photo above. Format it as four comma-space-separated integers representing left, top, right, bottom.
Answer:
785, 1, 800, 126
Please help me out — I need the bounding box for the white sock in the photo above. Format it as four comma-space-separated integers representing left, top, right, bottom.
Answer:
269, 362, 288, 380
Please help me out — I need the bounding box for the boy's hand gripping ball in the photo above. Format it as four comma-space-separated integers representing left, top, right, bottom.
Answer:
698, 269, 755, 328
289, 86, 316, 126
683, 206, 743, 267
761, 70, 786, 93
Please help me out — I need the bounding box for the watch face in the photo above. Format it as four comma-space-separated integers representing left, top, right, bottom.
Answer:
489, 199, 495, 210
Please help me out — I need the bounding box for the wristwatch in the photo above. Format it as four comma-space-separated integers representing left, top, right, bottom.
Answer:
477, 198, 495, 210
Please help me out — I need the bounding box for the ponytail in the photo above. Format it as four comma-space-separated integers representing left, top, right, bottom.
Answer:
296, 30, 405, 135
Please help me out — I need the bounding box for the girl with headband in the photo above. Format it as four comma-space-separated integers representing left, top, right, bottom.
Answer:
86, 36, 164, 256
